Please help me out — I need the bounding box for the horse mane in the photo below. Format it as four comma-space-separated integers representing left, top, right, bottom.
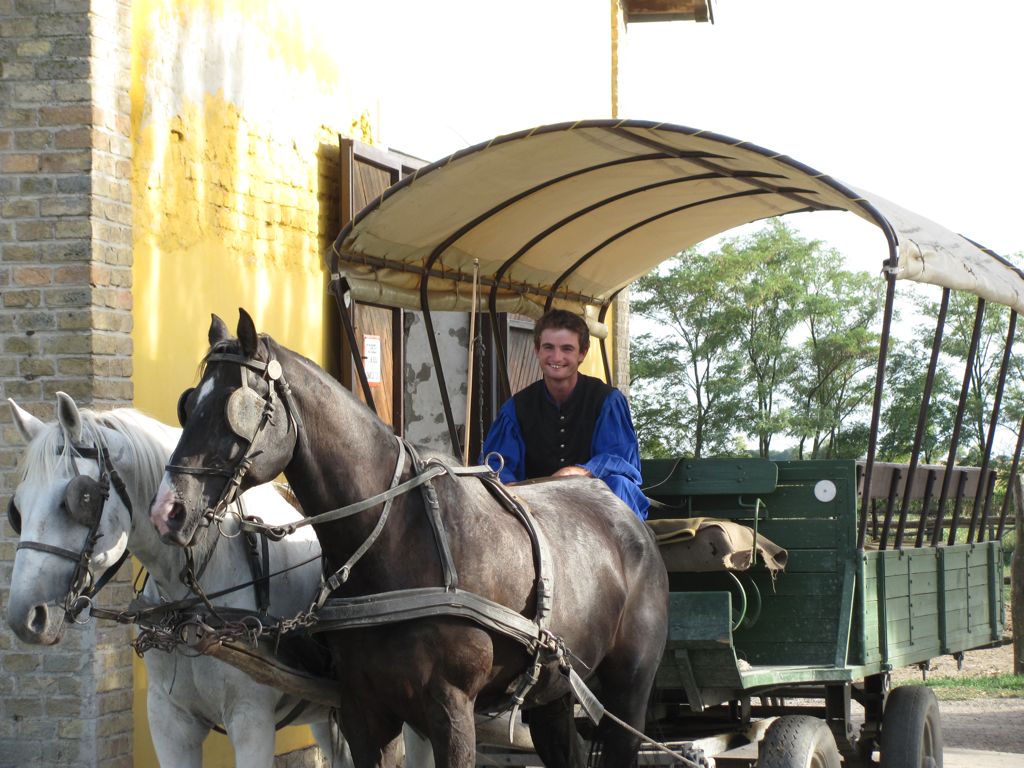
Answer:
19, 408, 178, 514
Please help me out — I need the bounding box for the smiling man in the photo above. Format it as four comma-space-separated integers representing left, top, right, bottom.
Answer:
480, 309, 648, 519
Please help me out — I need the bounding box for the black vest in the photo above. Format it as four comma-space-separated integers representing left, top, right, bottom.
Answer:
513, 374, 614, 478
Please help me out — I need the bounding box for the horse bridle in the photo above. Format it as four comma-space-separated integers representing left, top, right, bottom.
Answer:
9, 438, 134, 619
169, 351, 301, 531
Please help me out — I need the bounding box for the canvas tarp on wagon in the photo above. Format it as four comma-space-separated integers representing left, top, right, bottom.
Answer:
331, 119, 1024, 325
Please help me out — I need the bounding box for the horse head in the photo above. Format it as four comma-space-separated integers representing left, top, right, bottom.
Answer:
6, 393, 138, 644
152, 309, 299, 547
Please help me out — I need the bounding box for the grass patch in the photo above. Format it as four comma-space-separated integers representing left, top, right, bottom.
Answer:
909, 673, 1024, 700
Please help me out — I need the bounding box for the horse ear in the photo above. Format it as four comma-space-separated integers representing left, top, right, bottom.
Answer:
209, 313, 231, 346
237, 308, 259, 358
55, 391, 84, 443
8, 398, 45, 442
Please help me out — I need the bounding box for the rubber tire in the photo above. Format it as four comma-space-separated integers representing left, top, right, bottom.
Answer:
880, 686, 943, 768
758, 715, 842, 768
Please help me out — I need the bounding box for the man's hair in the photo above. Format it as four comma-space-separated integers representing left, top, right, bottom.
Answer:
533, 309, 590, 354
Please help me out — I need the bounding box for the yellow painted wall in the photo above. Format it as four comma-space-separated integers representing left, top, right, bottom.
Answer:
129, 1, 619, 764
129, 1, 367, 763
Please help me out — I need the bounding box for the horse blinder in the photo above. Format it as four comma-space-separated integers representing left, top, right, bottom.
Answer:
7, 497, 21, 536
177, 387, 196, 427
64, 474, 107, 528
225, 385, 267, 440
224, 358, 281, 440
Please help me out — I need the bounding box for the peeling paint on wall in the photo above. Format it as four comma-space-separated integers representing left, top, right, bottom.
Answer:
130, 2, 369, 428
404, 311, 468, 454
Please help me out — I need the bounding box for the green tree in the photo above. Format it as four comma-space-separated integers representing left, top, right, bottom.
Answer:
877, 337, 957, 464
629, 333, 690, 458
787, 257, 883, 459
934, 292, 1014, 463
718, 220, 815, 457
631, 221, 884, 461
631, 248, 745, 457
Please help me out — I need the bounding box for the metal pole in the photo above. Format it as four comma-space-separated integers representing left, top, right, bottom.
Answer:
897, 288, 949, 547
941, 298, 986, 544
463, 260, 480, 465
858, 271, 897, 549
996, 415, 1024, 541
968, 310, 1017, 541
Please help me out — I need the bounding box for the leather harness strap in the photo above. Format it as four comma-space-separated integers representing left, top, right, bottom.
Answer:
313, 587, 546, 648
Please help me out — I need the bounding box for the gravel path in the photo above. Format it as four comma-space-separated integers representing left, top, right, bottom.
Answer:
888, 617, 1023, 755
938, 698, 1024, 754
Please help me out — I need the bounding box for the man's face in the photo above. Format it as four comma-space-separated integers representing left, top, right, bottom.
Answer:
536, 328, 587, 386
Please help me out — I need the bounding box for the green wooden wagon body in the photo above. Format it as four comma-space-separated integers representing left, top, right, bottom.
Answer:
640, 457, 1004, 762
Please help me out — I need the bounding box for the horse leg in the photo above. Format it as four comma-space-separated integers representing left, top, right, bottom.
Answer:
423, 681, 477, 768
147, 695, 207, 768
335, 697, 404, 768
223, 700, 278, 766
591, 611, 666, 768
311, 717, 355, 768
527, 694, 585, 768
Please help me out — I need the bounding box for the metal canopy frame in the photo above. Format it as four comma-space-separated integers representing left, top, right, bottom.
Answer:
328, 119, 1021, 547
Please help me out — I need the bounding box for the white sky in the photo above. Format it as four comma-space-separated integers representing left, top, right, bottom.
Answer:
374, 0, 1022, 272
621, 0, 1023, 270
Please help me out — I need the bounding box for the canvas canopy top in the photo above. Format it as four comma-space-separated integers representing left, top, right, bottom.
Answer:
332, 119, 1023, 335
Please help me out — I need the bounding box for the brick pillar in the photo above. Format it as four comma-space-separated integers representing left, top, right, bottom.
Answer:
1, 0, 134, 766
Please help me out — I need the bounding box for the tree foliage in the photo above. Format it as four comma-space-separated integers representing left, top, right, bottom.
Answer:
786, 258, 883, 459
631, 220, 882, 458
630, 231, 1023, 466
631, 248, 744, 457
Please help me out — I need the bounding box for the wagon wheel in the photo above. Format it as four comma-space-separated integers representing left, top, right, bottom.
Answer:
879, 686, 943, 768
758, 715, 841, 768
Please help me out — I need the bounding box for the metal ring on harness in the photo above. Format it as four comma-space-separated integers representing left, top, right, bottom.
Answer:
483, 452, 505, 476
67, 594, 93, 623
216, 507, 244, 539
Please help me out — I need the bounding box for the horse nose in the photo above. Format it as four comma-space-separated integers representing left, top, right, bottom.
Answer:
28, 604, 49, 635
167, 500, 186, 529
7, 601, 61, 645
158, 501, 197, 547
150, 484, 184, 533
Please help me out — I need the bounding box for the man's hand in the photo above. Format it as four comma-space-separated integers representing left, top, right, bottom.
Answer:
552, 466, 591, 478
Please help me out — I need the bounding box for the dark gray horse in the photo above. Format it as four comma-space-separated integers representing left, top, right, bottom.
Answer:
151, 310, 668, 768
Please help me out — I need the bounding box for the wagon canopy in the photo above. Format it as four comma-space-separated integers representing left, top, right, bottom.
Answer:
332, 119, 1024, 330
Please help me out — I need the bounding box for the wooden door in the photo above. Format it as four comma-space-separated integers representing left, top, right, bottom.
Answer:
505, 315, 541, 395
337, 139, 424, 431
470, 314, 541, 459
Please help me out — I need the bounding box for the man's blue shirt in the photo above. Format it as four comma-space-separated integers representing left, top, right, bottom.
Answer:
481, 387, 649, 519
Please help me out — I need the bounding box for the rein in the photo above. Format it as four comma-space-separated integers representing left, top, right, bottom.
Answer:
89, 549, 322, 629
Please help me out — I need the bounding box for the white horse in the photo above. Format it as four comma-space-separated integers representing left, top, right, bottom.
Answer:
5, 393, 352, 768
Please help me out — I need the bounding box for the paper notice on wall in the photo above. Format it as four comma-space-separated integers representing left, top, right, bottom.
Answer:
363, 334, 382, 385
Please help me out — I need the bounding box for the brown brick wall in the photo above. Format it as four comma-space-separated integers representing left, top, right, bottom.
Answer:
1, 0, 134, 766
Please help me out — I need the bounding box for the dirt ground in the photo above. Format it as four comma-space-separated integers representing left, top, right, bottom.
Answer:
888, 610, 1023, 754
